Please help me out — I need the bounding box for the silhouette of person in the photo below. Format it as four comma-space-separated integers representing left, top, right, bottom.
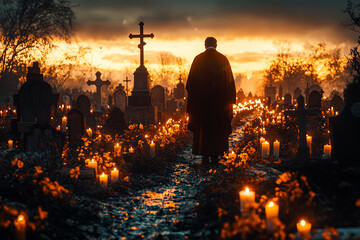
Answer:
186, 37, 236, 165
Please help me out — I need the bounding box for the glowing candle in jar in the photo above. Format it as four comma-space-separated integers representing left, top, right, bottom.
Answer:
273, 140, 280, 158
114, 143, 121, 156
129, 147, 134, 154
150, 141, 155, 158
8, 139, 13, 149
229, 151, 236, 160
99, 173, 108, 187
297, 219, 311, 239
306, 135, 312, 155
261, 141, 270, 158
265, 201, 279, 219
111, 167, 119, 182
239, 187, 255, 211
86, 128, 92, 137
323, 144, 331, 156
14, 214, 26, 240
87, 159, 97, 175
61, 116, 67, 132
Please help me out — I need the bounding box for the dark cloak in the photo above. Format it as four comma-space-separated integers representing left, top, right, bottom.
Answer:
186, 48, 236, 155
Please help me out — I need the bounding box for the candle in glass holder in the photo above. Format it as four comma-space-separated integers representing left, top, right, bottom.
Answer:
86, 128, 92, 137
111, 167, 119, 182
306, 135, 312, 155
99, 173, 108, 187
239, 187, 255, 211
114, 143, 121, 156
261, 141, 270, 158
265, 201, 279, 219
150, 141, 155, 158
273, 140, 280, 158
129, 147, 134, 154
229, 151, 236, 160
297, 219, 311, 239
61, 116, 67, 132
14, 214, 26, 240
87, 159, 97, 175
8, 139, 13, 149
323, 144, 331, 156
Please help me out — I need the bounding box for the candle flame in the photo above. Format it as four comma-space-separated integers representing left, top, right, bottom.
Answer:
151, 141, 154, 144
245, 187, 249, 192
300, 220, 306, 226
116, 143, 119, 146
17, 215, 24, 222
268, 201, 274, 207
231, 151, 234, 154
91, 159, 95, 163
101, 172, 105, 176
113, 167, 117, 171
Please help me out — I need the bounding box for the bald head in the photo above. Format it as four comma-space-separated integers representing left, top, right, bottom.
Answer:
205, 37, 217, 49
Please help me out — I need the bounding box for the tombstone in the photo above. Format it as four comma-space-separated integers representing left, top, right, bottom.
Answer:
330, 79, 360, 166
103, 107, 126, 136
151, 85, 166, 112
14, 62, 58, 132
308, 91, 322, 109
174, 75, 185, 100
236, 88, 245, 103
293, 87, 302, 102
67, 109, 85, 145
284, 94, 292, 105
265, 85, 276, 102
24, 125, 65, 153
166, 99, 177, 114
247, 92, 253, 100
87, 71, 110, 111
114, 84, 127, 112
125, 21, 157, 125
75, 95, 91, 118
330, 95, 344, 112
284, 95, 321, 162
62, 94, 71, 106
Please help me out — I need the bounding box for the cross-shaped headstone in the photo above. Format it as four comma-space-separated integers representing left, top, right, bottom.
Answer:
129, 21, 154, 67
123, 76, 131, 96
87, 71, 110, 110
284, 95, 321, 161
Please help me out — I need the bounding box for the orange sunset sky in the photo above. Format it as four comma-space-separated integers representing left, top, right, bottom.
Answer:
48, 0, 358, 94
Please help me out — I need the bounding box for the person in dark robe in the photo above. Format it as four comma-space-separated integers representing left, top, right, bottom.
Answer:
186, 37, 236, 165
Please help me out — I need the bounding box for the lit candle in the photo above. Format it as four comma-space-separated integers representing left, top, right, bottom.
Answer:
99, 173, 108, 187
261, 141, 270, 158
239, 187, 255, 211
297, 219, 311, 239
323, 144, 331, 156
8, 139, 13, 149
61, 116, 67, 132
110, 167, 119, 182
87, 159, 97, 175
260, 137, 265, 146
114, 143, 121, 156
229, 151, 236, 160
150, 141, 155, 158
129, 147, 134, 154
14, 214, 26, 240
265, 201, 279, 219
273, 140, 280, 158
306, 135, 312, 155
56, 125, 61, 131
86, 128, 92, 137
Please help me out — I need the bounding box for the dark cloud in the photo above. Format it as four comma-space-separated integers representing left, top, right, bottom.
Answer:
72, 0, 357, 43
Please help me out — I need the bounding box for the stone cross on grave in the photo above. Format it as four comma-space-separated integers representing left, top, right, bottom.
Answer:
87, 71, 110, 110
129, 21, 154, 67
123, 76, 131, 96
284, 94, 321, 161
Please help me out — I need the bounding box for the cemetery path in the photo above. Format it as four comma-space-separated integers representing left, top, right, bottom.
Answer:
91, 119, 250, 240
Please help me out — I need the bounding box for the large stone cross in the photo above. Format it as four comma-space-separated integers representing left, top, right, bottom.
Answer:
284, 95, 321, 161
129, 21, 154, 67
87, 71, 110, 110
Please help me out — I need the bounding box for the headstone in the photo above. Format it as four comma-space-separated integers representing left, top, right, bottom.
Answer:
62, 94, 71, 106
24, 125, 65, 153
114, 84, 127, 112
330, 79, 360, 166
330, 95, 344, 112
104, 107, 126, 136
305, 84, 323, 106
151, 85, 165, 112
174, 75, 185, 100
308, 91, 322, 109
293, 87, 301, 102
236, 88, 245, 103
166, 99, 177, 114
265, 85, 276, 102
75, 95, 91, 118
87, 71, 110, 110
125, 21, 157, 125
67, 109, 84, 145
284, 94, 292, 105
284, 95, 321, 162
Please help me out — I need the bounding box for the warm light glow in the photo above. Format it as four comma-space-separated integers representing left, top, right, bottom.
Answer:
268, 201, 274, 207
17, 215, 24, 222
300, 220, 306, 226
101, 172, 105, 177
245, 187, 249, 192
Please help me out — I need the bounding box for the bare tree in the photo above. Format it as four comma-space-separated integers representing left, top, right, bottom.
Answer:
0, 0, 75, 74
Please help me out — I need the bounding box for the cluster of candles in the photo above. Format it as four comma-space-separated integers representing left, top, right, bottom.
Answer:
260, 138, 280, 158
87, 159, 119, 187
232, 99, 264, 115
239, 187, 311, 238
